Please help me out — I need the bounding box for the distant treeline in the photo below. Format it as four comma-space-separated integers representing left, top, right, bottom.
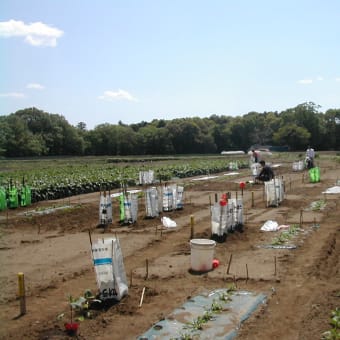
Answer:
0, 102, 339, 157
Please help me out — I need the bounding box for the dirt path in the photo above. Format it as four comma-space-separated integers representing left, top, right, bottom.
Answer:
0, 158, 339, 339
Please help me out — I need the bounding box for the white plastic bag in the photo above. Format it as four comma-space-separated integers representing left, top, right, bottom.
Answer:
260, 220, 279, 231
161, 216, 177, 228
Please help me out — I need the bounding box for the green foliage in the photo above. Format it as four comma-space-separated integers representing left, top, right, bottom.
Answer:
322, 308, 340, 340
0, 157, 246, 202
271, 224, 301, 246
2, 102, 340, 158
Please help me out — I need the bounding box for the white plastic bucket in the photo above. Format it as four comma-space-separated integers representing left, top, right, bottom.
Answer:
190, 239, 216, 272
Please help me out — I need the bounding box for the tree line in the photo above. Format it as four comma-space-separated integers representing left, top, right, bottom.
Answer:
0, 102, 339, 157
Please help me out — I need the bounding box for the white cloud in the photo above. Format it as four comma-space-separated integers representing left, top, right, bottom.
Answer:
316, 76, 323, 81
336, 77, 340, 82
0, 92, 26, 98
26, 83, 44, 89
298, 79, 313, 84
98, 89, 138, 102
0, 19, 63, 47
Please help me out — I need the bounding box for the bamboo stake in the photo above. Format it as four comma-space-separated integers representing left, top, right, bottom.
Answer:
145, 259, 149, 280
18, 272, 26, 315
246, 264, 249, 283
130, 269, 133, 287
139, 287, 146, 307
227, 253, 233, 274
274, 256, 277, 276
300, 210, 303, 227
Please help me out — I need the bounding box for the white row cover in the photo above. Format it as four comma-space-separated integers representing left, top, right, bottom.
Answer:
265, 178, 285, 207
211, 198, 244, 237
99, 192, 113, 225
100, 185, 185, 222
91, 237, 128, 301
292, 160, 305, 171
162, 184, 184, 212
139, 170, 155, 185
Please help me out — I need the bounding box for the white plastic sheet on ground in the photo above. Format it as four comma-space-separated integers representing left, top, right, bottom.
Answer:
161, 216, 177, 228
191, 176, 219, 181
260, 220, 279, 231
91, 237, 128, 301
223, 172, 240, 176
260, 220, 290, 231
322, 186, 340, 194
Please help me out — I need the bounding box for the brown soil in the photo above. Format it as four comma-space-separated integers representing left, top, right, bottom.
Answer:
0, 156, 339, 340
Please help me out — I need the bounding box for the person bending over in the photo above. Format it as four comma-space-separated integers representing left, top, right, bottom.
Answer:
256, 160, 274, 182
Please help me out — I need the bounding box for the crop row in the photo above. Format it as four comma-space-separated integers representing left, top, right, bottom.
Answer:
0, 159, 249, 203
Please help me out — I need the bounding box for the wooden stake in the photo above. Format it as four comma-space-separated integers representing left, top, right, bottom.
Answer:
300, 210, 303, 227
130, 269, 133, 287
227, 253, 233, 274
18, 272, 26, 315
274, 256, 277, 276
139, 287, 146, 307
190, 215, 194, 239
251, 191, 254, 208
145, 259, 149, 280
246, 264, 249, 283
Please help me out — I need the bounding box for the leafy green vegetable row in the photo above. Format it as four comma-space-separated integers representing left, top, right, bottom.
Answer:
0, 159, 249, 203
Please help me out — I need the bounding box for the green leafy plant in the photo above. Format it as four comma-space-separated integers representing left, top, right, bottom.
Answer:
322, 308, 340, 340
68, 289, 99, 321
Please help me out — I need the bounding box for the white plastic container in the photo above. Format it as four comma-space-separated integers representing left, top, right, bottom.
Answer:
190, 239, 216, 272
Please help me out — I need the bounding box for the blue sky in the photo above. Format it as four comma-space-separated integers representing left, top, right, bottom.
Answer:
1, 0, 339, 129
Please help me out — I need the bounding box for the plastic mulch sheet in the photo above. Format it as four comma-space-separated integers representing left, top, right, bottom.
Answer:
138, 289, 266, 340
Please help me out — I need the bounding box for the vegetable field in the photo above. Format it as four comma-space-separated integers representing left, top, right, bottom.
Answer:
0, 156, 250, 202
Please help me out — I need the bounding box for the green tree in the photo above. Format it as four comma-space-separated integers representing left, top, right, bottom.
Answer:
273, 123, 310, 150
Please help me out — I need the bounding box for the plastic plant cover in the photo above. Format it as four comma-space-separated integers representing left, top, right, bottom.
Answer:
90, 237, 128, 301
292, 160, 304, 171
139, 170, 154, 185
8, 187, 19, 209
265, 178, 284, 207
119, 192, 138, 224
162, 185, 175, 212
145, 187, 159, 218
174, 185, 184, 209
99, 191, 113, 225
0, 187, 6, 211
309, 167, 320, 183
20, 185, 32, 207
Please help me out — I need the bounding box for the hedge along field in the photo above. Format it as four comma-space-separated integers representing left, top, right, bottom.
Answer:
0, 155, 250, 203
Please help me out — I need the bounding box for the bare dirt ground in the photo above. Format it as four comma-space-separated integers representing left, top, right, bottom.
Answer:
0, 155, 339, 340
